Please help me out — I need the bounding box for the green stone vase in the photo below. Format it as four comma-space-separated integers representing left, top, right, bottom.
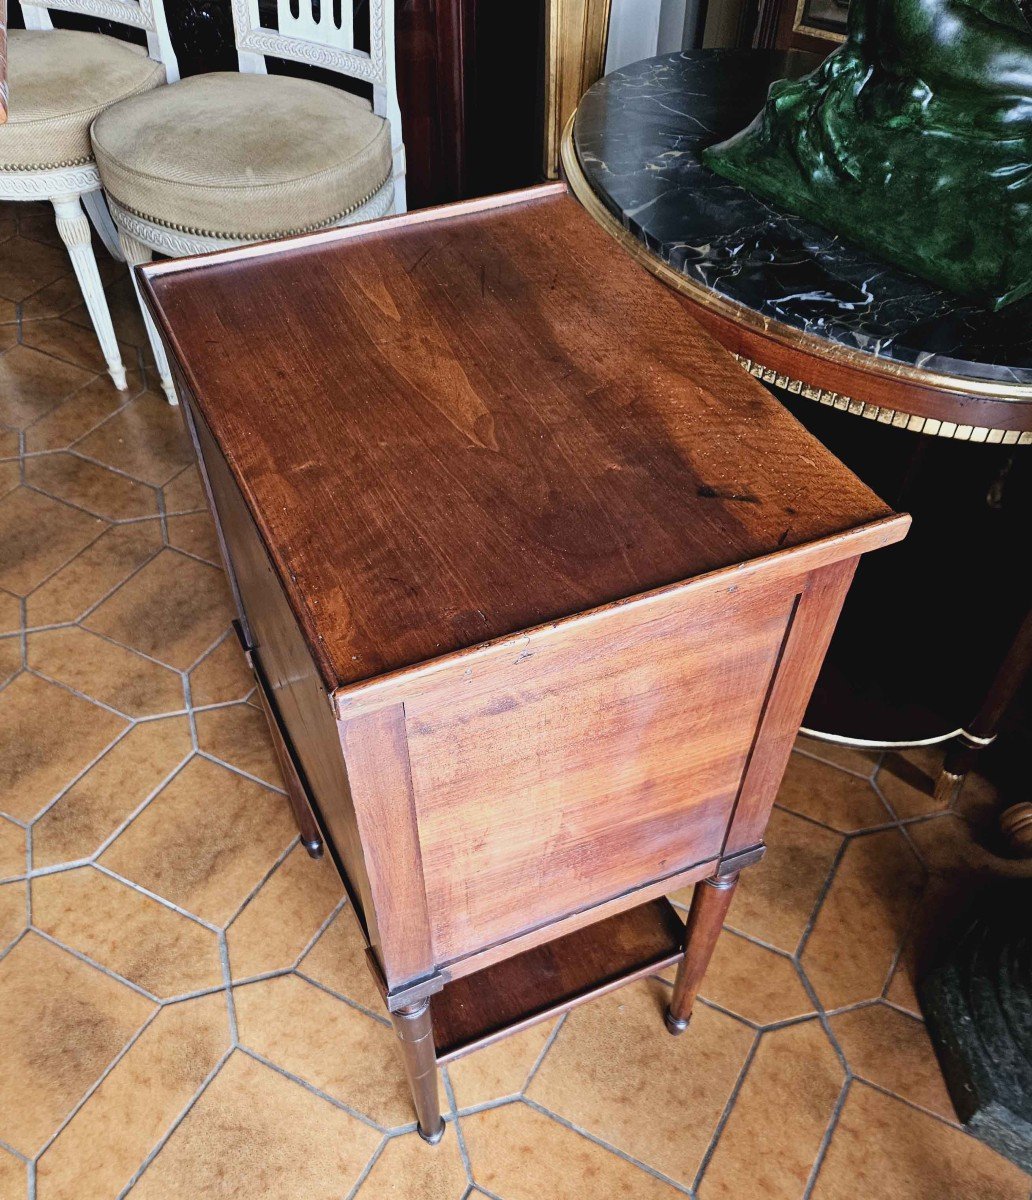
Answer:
703, 0, 1032, 309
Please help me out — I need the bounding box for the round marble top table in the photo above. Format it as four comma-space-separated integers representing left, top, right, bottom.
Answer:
563, 49, 1032, 443
563, 50, 1032, 755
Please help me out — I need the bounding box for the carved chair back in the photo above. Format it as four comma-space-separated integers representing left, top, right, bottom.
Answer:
18, 0, 179, 80
230, 0, 404, 207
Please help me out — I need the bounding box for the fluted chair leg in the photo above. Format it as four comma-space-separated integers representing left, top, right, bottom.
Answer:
118, 230, 178, 405
51, 194, 127, 391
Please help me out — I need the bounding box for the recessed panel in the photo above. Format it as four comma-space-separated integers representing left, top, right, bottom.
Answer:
407, 580, 797, 965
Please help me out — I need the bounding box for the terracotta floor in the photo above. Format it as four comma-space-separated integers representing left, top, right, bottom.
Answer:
1, 198, 1031, 1200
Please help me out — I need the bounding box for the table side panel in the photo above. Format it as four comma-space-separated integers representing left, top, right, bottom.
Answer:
723, 554, 858, 855
185, 394, 379, 946
403, 572, 799, 966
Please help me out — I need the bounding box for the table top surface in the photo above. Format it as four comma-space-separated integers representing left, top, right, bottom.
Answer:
571, 50, 1032, 392
142, 184, 894, 690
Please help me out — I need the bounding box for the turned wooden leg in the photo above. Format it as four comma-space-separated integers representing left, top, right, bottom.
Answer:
666, 872, 739, 1035
391, 1000, 444, 1144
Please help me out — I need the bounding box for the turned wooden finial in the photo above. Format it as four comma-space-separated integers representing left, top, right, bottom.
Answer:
1000, 803, 1032, 857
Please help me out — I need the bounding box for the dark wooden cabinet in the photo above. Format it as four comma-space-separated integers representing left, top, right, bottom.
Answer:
139, 182, 907, 1140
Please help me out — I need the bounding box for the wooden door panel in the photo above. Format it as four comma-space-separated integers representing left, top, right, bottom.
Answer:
407, 578, 798, 964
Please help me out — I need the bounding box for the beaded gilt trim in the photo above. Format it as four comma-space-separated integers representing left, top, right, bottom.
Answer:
734, 355, 1032, 445
1, 155, 93, 172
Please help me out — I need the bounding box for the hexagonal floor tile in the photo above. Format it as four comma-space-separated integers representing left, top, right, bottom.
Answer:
226, 842, 342, 981
801, 829, 924, 1012
828, 1002, 954, 1119
0, 346, 96, 430
167, 512, 221, 565
299, 905, 386, 1015
697, 1018, 844, 1200
525, 977, 754, 1187
660, 928, 815, 1027
195, 703, 281, 787
84, 549, 234, 671
0, 815, 27, 880
0, 236, 70, 303
776, 754, 892, 834
0, 634, 20, 688
28, 626, 184, 718
21, 317, 133, 378
0, 932, 154, 1156
32, 866, 223, 998
189, 635, 254, 708
24, 452, 159, 521
0, 1146, 26, 1197
0, 587, 21, 636
24, 520, 162, 629
447, 1018, 557, 1110
234, 974, 412, 1127
22, 370, 144, 453
73, 391, 194, 486
810, 1083, 1029, 1199
0, 486, 106, 597
877, 746, 948, 820
0, 880, 28, 951
675, 807, 844, 956
127, 1051, 381, 1200
35, 991, 230, 1200
354, 1131, 468, 1200
162, 465, 206, 515
100, 757, 296, 926
32, 716, 192, 870
0, 673, 128, 822
462, 1102, 685, 1200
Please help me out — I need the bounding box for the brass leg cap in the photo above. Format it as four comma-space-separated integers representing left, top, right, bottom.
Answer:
418, 1120, 446, 1146
665, 1009, 691, 1036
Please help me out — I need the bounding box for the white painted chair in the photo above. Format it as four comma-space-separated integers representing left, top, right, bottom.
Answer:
0, 0, 178, 390
91, 0, 406, 405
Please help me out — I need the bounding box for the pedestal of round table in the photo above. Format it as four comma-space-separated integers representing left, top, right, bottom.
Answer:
563, 49, 1032, 759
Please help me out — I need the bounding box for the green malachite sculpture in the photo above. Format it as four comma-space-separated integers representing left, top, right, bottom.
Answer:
704, 0, 1032, 309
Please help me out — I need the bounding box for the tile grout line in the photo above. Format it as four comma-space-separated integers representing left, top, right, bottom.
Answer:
290, 895, 349, 971
115, 1047, 234, 1199
92, 863, 225, 934
32, 1005, 163, 1164
340, 1133, 389, 1200
28, 928, 161, 1003
235, 1045, 390, 1135
193, 749, 288, 797
691, 1027, 763, 1194
521, 1097, 696, 1197
794, 835, 851, 961
801, 1074, 852, 1200
519, 1010, 568, 1093
293, 969, 393, 1028
441, 1070, 477, 1190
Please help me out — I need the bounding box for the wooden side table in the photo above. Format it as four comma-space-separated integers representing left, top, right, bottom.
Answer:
139, 182, 907, 1142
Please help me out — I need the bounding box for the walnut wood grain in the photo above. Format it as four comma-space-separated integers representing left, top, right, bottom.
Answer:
142, 185, 900, 695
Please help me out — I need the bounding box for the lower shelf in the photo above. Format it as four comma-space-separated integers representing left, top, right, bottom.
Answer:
432, 897, 685, 1063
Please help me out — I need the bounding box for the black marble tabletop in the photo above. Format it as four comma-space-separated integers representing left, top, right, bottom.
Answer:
571, 50, 1032, 390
